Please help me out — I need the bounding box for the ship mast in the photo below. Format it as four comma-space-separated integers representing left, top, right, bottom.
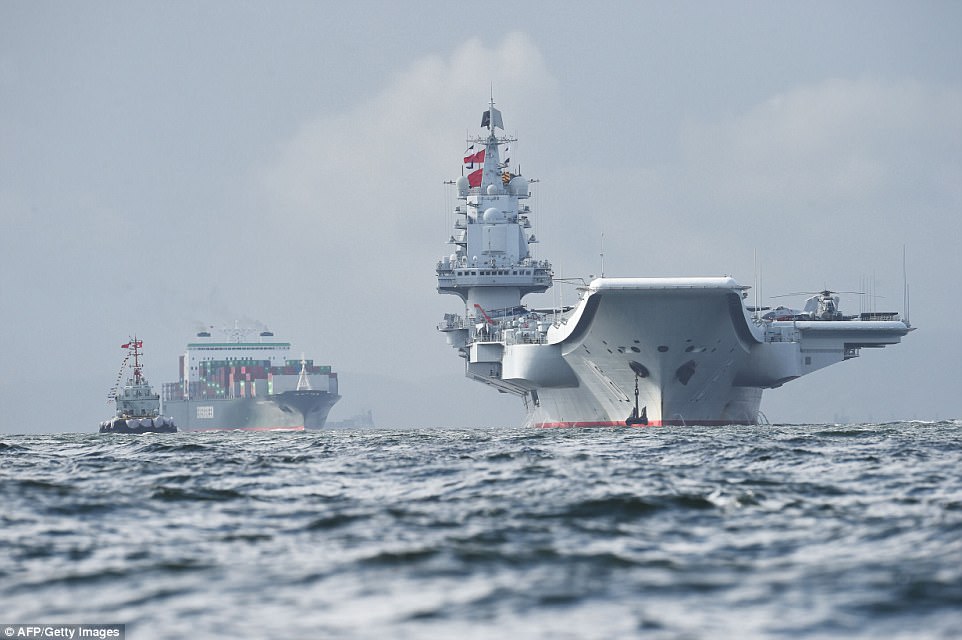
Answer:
130, 336, 143, 384
296, 353, 312, 391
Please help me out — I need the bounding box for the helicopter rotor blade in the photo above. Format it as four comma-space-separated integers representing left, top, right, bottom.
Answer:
771, 290, 866, 298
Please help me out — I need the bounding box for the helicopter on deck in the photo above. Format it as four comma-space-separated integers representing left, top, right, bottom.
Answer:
763, 290, 861, 322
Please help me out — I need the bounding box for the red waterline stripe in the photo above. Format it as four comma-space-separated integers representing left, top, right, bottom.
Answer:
189, 426, 306, 432
536, 421, 658, 428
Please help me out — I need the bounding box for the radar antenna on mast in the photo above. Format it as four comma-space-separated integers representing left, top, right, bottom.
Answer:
481, 93, 503, 132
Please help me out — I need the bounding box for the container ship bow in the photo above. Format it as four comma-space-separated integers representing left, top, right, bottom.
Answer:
162, 327, 339, 431
436, 99, 913, 426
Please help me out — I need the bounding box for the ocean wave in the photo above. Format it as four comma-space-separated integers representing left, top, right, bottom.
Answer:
0, 423, 959, 639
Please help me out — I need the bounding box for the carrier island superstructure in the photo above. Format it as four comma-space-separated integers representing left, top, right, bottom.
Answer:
161, 327, 339, 431
436, 101, 913, 426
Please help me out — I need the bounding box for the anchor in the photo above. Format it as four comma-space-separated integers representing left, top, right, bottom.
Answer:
625, 372, 648, 426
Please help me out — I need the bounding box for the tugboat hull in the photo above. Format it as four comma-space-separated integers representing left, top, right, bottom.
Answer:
99, 416, 177, 434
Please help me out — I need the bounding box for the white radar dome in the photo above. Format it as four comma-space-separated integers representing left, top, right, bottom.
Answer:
483, 207, 502, 223
486, 183, 501, 195
456, 176, 469, 196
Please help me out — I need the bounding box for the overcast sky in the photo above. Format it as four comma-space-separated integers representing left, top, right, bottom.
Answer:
2, 1, 960, 433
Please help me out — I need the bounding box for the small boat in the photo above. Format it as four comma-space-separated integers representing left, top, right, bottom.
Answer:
100, 338, 177, 434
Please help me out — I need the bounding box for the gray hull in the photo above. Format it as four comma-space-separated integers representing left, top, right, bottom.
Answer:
163, 390, 339, 431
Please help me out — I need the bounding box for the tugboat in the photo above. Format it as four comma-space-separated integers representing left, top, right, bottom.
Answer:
100, 338, 177, 434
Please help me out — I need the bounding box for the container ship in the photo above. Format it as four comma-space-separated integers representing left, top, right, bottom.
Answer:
161, 327, 339, 431
436, 99, 913, 426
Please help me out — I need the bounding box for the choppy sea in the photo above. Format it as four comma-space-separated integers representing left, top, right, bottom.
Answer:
1, 422, 960, 639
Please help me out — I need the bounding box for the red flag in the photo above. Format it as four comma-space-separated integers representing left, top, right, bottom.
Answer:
121, 342, 130, 349
467, 168, 483, 187
463, 149, 484, 167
